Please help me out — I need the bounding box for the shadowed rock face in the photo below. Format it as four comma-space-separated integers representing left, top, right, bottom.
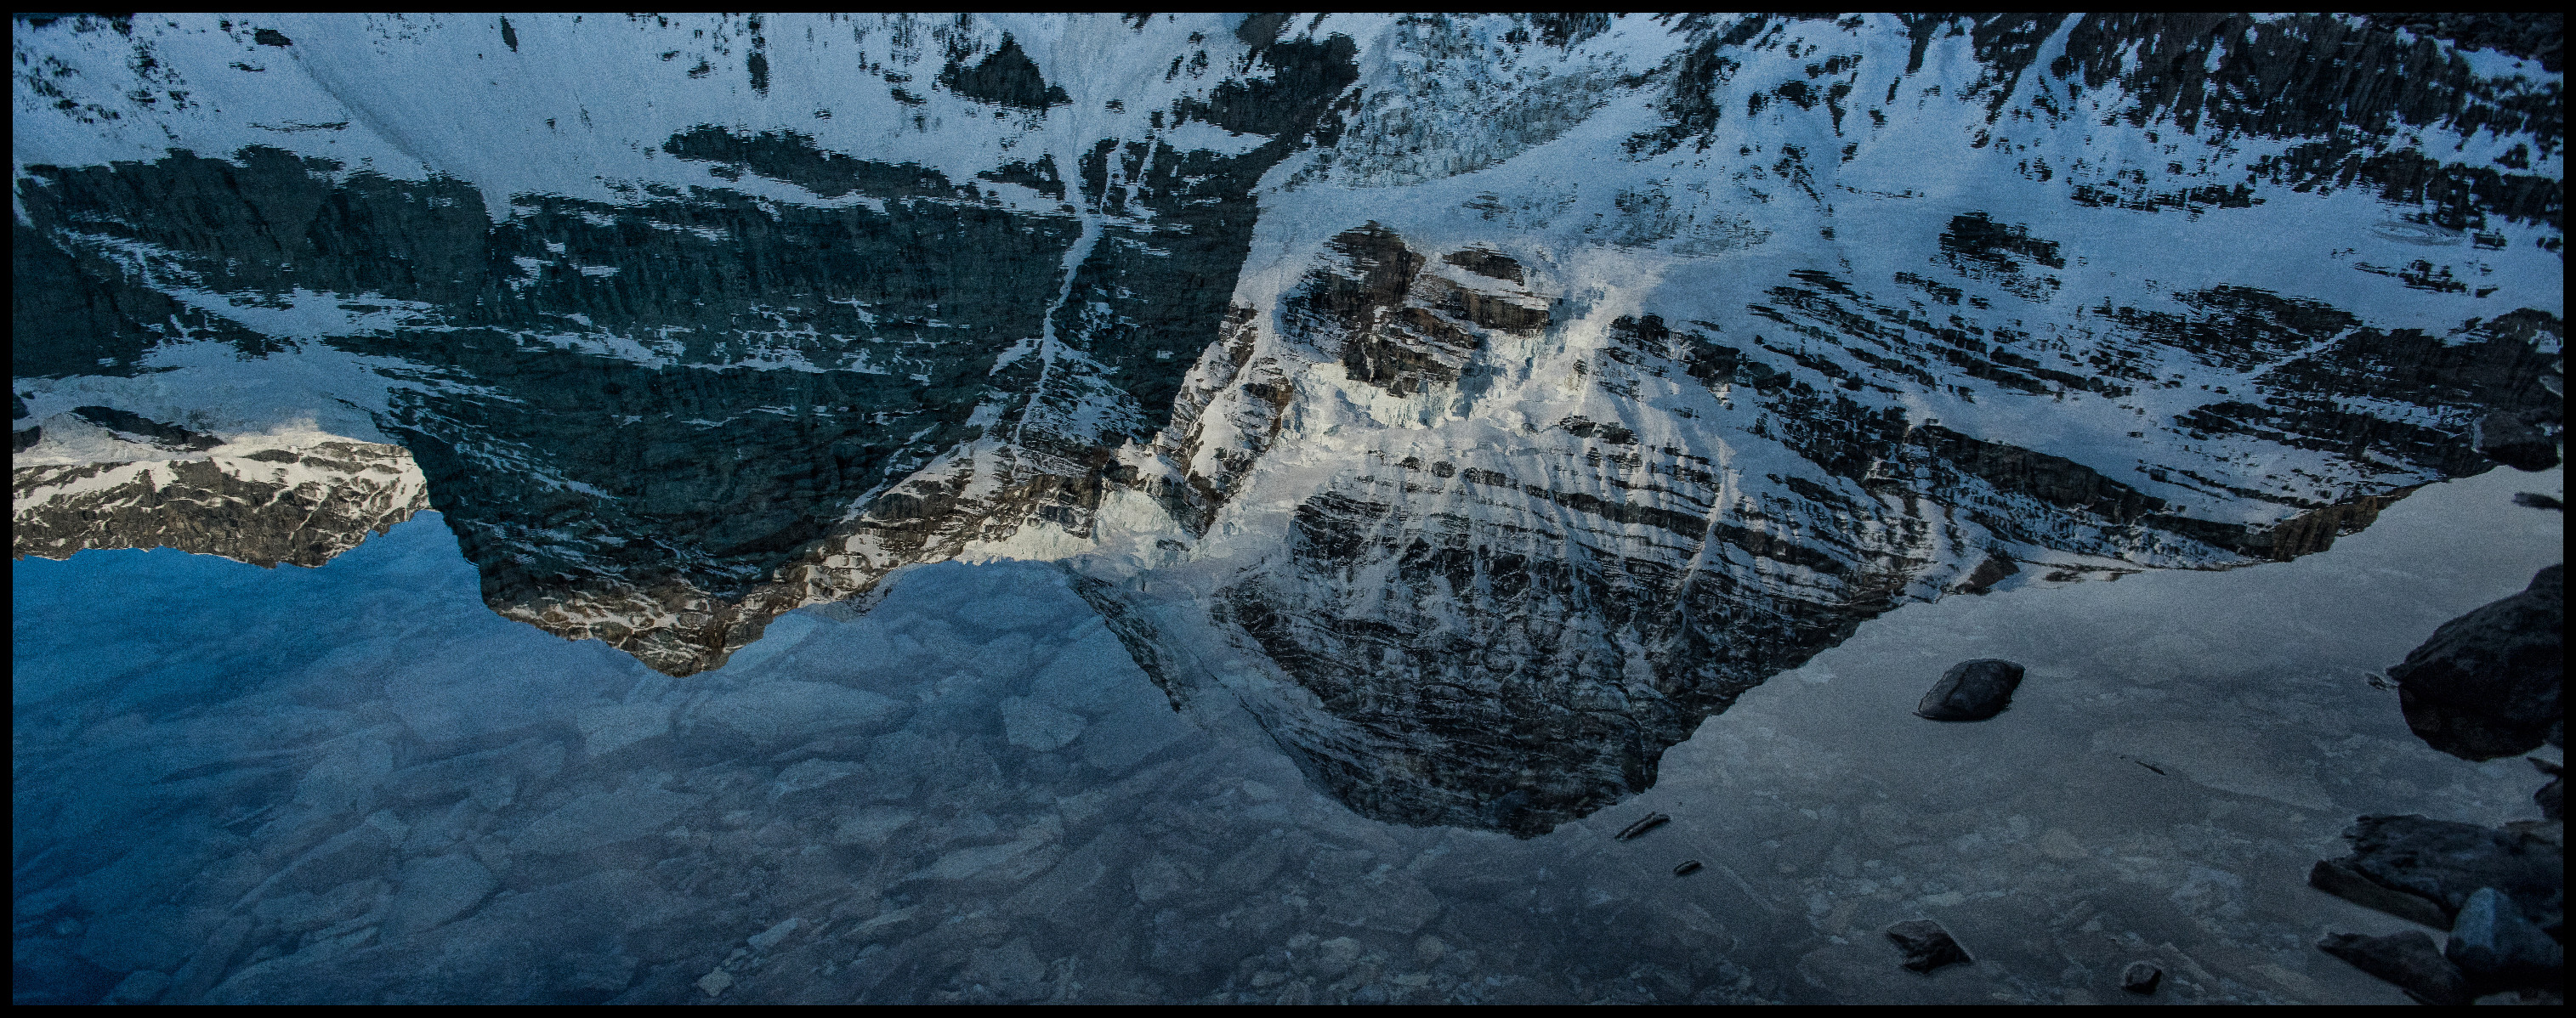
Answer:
11, 14, 2566, 835
2390, 564, 2565, 760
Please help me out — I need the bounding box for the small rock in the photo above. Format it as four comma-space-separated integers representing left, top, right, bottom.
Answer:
1885, 919, 1972, 974
2318, 930, 2466, 1005
1615, 812, 1670, 840
696, 969, 735, 998
2446, 887, 2564, 991
1673, 860, 1704, 876
1915, 659, 2025, 721
2120, 961, 2162, 995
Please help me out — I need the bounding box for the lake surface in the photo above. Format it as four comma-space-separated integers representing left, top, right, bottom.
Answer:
12, 466, 2561, 1004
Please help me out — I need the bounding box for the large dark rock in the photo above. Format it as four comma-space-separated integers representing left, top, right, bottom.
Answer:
1915, 659, 2026, 721
2389, 564, 2564, 761
2318, 930, 2469, 1005
1885, 919, 1973, 973
2312, 815, 2564, 936
2447, 886, 2566, 993
2309, 858, 2453, 929
2120, 961, 2162, 994
2473, 409, 2562, 472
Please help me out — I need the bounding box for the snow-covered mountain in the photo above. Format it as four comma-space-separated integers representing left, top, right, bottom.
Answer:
12, 13, 2563, 834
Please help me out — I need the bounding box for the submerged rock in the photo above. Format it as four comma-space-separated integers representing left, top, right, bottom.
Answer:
2387, 564, 2564, 761
1885, 919, 1972, 974
2120, 961, 2162, 995
2310, 815, 2564, 935
2448, 886, 2565, 992
2308, 858, 2452, 929
1915, 659, 2026, 721
2318, 930, 2468, 1005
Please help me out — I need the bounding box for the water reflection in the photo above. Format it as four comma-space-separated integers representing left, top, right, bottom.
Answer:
13, 465, 2557, 1003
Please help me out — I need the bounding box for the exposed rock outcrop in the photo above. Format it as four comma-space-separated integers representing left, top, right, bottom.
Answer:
14, 418, 428, 568
2388, 564, 2565, 761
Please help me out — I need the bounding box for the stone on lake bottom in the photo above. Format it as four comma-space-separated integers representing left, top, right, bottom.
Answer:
1915, 659, 2025, 721
1886, 919, 1972, 974
2317, 930, 2467, 1005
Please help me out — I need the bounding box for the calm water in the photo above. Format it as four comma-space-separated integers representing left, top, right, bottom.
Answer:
12, 466, 2561, 1004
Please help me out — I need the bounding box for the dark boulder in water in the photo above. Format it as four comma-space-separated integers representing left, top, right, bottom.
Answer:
2446, 886, 2565, 993
1915, 659, 2026, 721
1885, 919, 1972, 973
2120, 961, 2162, 995
2309, 814, 2564, 936
2388, 564, 2562, 761
2317, 930, 2468, 1005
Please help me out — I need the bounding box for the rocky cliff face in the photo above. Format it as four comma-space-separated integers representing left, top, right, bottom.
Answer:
13, 14, 2564, 833
14, 409, 428, 568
